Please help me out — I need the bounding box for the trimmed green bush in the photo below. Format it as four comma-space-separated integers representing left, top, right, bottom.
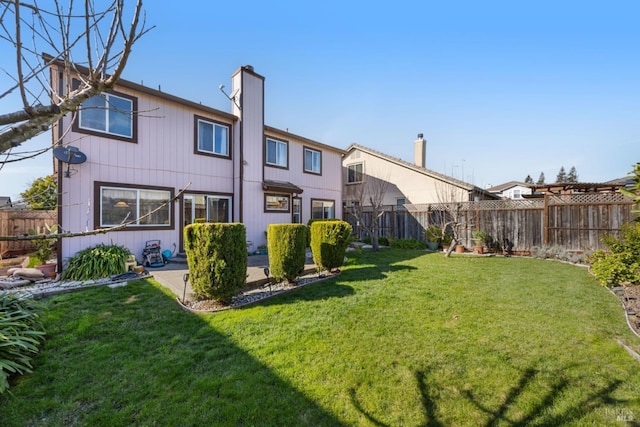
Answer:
1, 294, 46, 395
61, 243, 132, 281
267, 224, 307, 283
310, 220, 352, 272
184, 223, 247, 303
390, 239, 427, 250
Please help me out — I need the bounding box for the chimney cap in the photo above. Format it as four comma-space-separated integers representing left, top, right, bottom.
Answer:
417, 133, 423, 139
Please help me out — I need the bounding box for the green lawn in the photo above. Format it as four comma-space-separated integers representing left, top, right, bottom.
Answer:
2, 250, 640, 426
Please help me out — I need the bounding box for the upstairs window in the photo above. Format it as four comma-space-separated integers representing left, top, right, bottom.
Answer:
266, 137, 288, 168
347, 163, 363, 183
196, 116, 230, 157
303, 147, 322, 174
78, 92, 135, 140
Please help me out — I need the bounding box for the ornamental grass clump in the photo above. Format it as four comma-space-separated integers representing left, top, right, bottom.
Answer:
267, 224, 307, 283
309, 220, 352, 272
184, 223, 247, 303
61, 243, 132, 281
0, 294, 46, 395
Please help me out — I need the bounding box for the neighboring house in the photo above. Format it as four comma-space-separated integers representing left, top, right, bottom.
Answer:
342, 135, 497, 208
51, 62, 344, 263
0, 197, 11, 209
486, 181, 532, 199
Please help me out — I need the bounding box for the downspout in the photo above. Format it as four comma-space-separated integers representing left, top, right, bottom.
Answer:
55, 67, 64, 273
238, 72, 244, 223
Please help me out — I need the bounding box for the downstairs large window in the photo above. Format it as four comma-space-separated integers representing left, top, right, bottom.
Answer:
97, 183, 173, 229
311, 199, 335, 219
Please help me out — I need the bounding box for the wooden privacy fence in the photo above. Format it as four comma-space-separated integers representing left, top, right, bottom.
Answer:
0, 210, 57, 257
344, 192, 637, 253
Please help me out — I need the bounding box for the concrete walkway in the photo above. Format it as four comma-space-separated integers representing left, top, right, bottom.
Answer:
150, 254, 317, 302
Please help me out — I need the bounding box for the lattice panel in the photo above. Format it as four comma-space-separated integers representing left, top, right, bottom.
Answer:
404, 199, 544, 212
546, 192, 633, 205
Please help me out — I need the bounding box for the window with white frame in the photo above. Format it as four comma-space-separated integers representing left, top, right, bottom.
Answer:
78, 92, 134, 139
98, 184, 172, 228
303, 147, 321, 174
347, 163, 363, 183
196, 116, 230, 157
265, 137, 288, 168
265, 194, 290, 212
311, 199, 335, 219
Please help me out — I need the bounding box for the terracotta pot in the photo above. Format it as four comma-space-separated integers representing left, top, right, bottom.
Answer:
35, 263, 57, 279
455, 245, 465, 253
473, 245, 484, 255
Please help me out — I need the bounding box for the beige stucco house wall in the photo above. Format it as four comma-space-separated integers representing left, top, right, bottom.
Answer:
342, 136, 496, 209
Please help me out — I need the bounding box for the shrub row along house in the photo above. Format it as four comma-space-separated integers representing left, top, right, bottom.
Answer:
50, 61, 344, 263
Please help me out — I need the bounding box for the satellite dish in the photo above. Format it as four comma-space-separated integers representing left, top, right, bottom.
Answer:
53, 146, 87, 178
53, 146, 87, 165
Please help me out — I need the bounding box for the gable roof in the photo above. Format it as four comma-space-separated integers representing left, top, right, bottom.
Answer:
345, 143, 496, 198
486, 181, 531, 193
45, 54, 344, 155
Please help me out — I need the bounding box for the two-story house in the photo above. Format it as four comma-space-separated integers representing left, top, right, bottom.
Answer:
51, 62, 344, 264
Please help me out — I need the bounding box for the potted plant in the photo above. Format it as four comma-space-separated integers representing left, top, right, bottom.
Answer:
472, 230, 490, 255
256, 244, 268, 255
29, 223, 58, 278
424, 225, 442, 251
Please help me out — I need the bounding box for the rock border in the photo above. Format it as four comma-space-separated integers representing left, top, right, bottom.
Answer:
177, 270, 340, 313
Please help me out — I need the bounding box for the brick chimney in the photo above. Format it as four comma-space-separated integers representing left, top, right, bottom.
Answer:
414, 133, 426, 168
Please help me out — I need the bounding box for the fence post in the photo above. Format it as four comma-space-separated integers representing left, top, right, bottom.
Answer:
543, 194, 549, 246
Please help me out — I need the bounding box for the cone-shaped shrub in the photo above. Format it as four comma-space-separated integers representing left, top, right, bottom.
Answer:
310, 220, 352, 272
183, 223, 247, 303
267, 224, 307, 283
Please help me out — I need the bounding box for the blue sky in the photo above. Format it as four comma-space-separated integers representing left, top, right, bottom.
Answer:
1, 0, 639, 199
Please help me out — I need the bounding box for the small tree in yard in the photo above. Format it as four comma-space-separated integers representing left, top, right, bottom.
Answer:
184, 223, 247, 303
343, 169, 390, 252
267, 224, 307, 283
432, 180, 470, 258
310, 220, 352, 272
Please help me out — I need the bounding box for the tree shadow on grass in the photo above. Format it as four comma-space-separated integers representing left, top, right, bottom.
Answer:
349, 365, 637, 426
0, 282, 344, 426
414, 366, 634, 426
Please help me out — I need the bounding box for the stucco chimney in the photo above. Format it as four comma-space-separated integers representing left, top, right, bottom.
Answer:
414, 133, 426, 168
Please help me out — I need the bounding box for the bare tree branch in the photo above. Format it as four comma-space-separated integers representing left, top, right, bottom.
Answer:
0, 0, 153, 153
344, 169, 390, 252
